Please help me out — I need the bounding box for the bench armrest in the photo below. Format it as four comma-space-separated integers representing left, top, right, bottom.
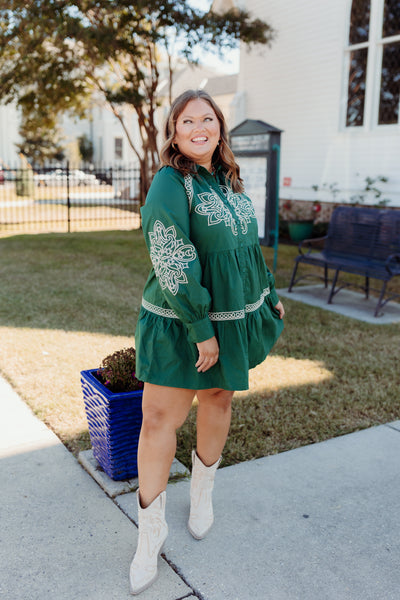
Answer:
385, 253, 400, 275
298, 235, 328, 256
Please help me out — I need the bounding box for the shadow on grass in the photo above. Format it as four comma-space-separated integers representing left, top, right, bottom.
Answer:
176, 377, 399, 470
2, 232, 400, 471
0, 230, 150, 336
65, 336, 400, 472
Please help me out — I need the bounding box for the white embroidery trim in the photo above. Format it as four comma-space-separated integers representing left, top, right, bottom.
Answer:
142, 297, 179, 319
184, 174, 194, 212
142, 287, 271, 322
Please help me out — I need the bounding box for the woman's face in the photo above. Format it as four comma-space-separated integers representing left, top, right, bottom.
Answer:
174, 98, 221, 171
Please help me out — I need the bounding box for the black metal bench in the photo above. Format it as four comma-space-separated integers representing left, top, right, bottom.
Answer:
288, 206, 400, 316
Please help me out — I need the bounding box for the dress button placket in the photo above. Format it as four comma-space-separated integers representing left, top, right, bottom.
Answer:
209, 176, 248, 283
228, 188, 248, 291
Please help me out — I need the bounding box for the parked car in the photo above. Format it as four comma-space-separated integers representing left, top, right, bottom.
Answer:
93, 169, 113, 186
0, 167, 4, 185
34, 168, 100, 186
71, 169, 100, 186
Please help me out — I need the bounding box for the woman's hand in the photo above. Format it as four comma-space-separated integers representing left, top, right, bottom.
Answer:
274, 300, 285, 319
195, 336, 219, 373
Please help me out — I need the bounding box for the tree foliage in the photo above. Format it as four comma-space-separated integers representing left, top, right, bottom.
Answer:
0, 0, 275, 200
17, 108, 65, 165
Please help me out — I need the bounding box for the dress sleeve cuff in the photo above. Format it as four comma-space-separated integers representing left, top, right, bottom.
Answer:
187, 316, 215, 344
269, 287, 280, 307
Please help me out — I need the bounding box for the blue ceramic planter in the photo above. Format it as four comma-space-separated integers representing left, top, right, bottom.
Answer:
80, 369, 143, 481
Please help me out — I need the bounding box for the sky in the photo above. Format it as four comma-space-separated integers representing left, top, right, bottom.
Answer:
187, 0, 240, 74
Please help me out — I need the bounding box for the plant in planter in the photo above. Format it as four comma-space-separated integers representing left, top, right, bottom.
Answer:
280, 199, 322, 242
80, 347, 144, 481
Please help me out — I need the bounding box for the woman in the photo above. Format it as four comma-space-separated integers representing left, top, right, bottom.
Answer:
130, 89, 284, 595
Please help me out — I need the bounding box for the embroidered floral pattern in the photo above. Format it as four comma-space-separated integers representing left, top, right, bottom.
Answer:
194, 189, 237, 233
190, 176, 256, 236
149, 220, 197, 295
220, 185, 256, 235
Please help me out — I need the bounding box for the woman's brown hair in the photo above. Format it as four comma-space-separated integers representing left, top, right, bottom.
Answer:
160, 89, 244, 193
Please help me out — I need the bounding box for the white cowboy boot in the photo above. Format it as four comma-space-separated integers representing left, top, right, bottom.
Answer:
188, 450, 221, 540
129, 490, 168, 595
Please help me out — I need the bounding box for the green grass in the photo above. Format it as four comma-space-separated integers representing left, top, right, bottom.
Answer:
0, 231, 399, 469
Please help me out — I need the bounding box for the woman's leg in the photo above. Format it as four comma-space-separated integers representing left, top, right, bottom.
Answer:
188, 388, 234, 539
137, 382, 195, 508
131, 383, 194, 594
196, 388, 234, 465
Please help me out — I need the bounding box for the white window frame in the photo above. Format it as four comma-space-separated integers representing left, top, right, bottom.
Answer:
341, 0, 400, 132
98, 136, 103, 162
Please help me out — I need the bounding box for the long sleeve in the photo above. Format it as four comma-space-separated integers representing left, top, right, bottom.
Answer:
141, 167, 215, 344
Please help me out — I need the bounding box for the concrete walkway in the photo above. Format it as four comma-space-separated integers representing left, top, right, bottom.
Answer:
1, 374, 400, 600
277, 284, 400, 324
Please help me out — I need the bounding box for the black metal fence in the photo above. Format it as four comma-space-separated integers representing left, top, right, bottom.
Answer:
0, 163, 141, 235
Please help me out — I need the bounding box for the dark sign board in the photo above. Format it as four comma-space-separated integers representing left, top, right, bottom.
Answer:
230, 119, 283, 271
231, 134, 270, 153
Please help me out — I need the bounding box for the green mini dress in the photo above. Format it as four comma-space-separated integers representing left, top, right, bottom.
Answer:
135, 165, 284, 391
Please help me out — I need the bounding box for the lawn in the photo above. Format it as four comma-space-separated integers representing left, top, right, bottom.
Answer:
0, 231, 399, 468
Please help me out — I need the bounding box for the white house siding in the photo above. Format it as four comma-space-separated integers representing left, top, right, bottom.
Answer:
204, 74, 238, 128
61, 113, 92, 164
238, 0, 400, 207
90, 104, 140, 166
0, 104, 21, 166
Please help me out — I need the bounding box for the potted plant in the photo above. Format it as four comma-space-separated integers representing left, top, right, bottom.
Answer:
280, 199, 322, 242
80, 347, 144, 481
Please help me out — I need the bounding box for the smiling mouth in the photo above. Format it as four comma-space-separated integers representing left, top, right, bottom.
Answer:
192, 137, 208, 143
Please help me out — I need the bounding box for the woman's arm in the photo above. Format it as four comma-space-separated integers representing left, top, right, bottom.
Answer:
274, 300, 285, 319
141, 168, 215, 344
195, 336, 219, 373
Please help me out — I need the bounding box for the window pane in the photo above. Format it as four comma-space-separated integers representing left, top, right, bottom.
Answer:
346, 48, 368, 127
378, 42, 400, 124
114, 137, 123, 160
349, 0, 371, 44
383, 0, 400, 37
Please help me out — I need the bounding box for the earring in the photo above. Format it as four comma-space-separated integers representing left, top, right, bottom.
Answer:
172, 142, 177, 150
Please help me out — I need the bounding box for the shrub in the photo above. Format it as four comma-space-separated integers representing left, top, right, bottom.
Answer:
96, 347, 143, 393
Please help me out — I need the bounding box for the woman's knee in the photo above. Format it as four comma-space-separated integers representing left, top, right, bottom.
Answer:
141, 385, 194, 435
197, 388, 234, 412
141, 403, 169, 435
141, 403, 185, 437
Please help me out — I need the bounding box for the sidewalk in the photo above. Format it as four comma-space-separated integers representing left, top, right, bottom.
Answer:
277, 284, 400, 324
1, 374, 400, 600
